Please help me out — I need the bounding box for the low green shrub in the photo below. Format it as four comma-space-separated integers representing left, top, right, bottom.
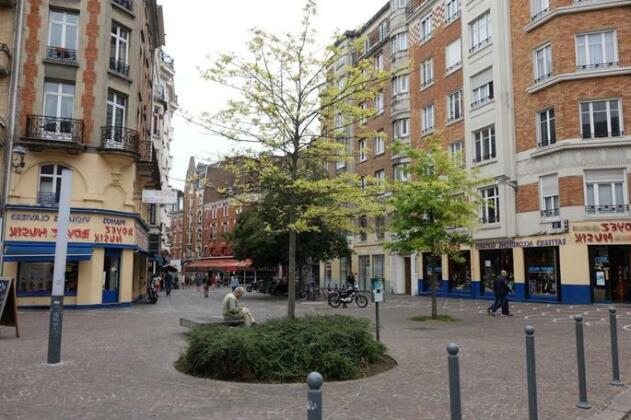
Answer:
177, 314, 387, 382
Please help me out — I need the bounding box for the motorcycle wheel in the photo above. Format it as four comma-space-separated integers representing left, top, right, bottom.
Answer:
246, 285, 252, 292
328, 293, 341, 308
355, 294, 368, 308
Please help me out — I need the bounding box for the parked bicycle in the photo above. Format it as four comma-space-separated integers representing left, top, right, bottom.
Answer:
299, 281, 321, 301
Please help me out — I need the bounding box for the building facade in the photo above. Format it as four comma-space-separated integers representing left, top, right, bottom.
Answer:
2, 0, 174, 307
323, 0, 631, 304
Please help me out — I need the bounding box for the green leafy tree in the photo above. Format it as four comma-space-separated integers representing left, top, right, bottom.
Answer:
386, 135, 488, 319
194, 1, 397, 318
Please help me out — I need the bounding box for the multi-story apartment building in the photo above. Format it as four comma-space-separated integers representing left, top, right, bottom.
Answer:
181, 157, 248, 277
1, 0, 171, 307
323, 0, 631, 305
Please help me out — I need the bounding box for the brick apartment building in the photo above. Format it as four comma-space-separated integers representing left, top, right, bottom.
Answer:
175, 157, 248, 279
324, 0, 631, 305
0, 0, 176, 307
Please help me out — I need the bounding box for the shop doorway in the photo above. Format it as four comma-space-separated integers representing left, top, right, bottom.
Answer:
589, 246, 631, 303
448, 251, 472, 293
102, 249, 121, 303
479, 249, 514, 296
422, 253, 442, 292
404, 257, 411, 295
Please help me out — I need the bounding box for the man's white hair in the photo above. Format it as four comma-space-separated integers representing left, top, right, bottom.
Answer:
234, 287, 246, 294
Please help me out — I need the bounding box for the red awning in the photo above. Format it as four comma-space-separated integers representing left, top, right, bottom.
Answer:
185, 258, 251, 272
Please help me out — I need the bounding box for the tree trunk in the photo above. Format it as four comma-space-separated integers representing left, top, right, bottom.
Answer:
287, 210, 297, 319
430, 258, 438, 319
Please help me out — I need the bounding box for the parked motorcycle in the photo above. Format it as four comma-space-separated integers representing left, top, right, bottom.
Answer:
147, 276, 159, 304
327, 284, 368, 308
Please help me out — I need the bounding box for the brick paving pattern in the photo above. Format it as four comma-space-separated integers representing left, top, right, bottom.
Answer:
1, 288, 631, 420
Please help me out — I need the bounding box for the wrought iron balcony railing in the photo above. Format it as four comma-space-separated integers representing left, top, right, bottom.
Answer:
159, 50, 174, 71
37, 192, 58, 207
577, 61, 618, 71
100, 126, 139, 154
46, 46, 77, 63
112, 0, 133, 11
469, 37, 492, 54
109, 57, 129, 77
540, 208, 560, 217
585, 204, 629, 215
26, 114, 84, 143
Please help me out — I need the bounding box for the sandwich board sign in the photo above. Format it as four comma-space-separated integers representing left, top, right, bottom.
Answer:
0, 277, 19, 337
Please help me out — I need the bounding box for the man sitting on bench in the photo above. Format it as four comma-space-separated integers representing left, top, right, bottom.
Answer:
222, 287, 256, 326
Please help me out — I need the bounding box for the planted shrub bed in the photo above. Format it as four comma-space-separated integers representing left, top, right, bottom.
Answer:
177, 314, 390, 383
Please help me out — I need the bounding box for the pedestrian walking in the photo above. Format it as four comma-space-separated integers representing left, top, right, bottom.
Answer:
230, 272, 239, 291
164, 271, 173, 296
195, 272, 202, 292
211, 272, 217, 292
203, 272, 210, 298
487, 270, 512, 316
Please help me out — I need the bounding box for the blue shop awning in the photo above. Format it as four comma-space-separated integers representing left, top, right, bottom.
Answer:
4, 243, 93, 262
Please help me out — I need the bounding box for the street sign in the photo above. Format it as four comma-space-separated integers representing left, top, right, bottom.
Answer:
142, 190, 177, 204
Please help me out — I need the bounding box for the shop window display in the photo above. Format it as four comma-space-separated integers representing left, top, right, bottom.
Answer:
479, 249, 514, 295
17, 261, 79, 296
524, 247, 560, 300
448, 251, 472, 292
422, 253, 442, 291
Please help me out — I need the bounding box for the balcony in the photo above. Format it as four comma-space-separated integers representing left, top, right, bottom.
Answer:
534, 72, 552, 84
0, 43, 10, 77
585, 204, 629, 215
23, 115, 84, 150
46, 46, 78, 64
159, 50, 175, 72
577, 61, 618, 71
112, 0, 132, 11
469, 37, 492, 55
471, 95, 493, 110
100, 126, 139, 156
531, 8, 550, 22
37, 192, 58, 208
109, 57, 129, 77
540, 208, 560, 218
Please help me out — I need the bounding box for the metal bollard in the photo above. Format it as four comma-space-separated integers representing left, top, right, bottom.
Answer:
447, 342, 462, 420
307, 371, 323, 420
525, 326, 538, 420
609, 307, 623, 386
574, 315, 591, 409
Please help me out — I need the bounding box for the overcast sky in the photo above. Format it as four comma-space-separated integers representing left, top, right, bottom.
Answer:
158, 0, 387, 189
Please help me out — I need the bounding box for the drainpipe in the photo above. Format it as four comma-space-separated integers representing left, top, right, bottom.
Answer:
411, 251, 418, 296
0, 0, 26, 276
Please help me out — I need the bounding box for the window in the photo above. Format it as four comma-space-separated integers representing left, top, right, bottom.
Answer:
222, 221, 229, 234
580, 99, 622, 139
211, 223, 218, 239
375, 92, 384, 114
359, 216, 368, 242
537, 108, 556, 146
540, 174, 560, 217
469, 11, 491, 53
43, 82, 75, 139
359, 139, 367, 161
397, 0, 408, 8
336, 54, 346, 69
448, 90, 463, 121
223, 203, 229, 217
391, 74, 409, 96
196, 229, 202, 240
196, 210, 202, 223
471, 68, 494, 108
422, 104, 434, 135
473, 125, 496, 163
38, 164, 68, 206
211, 205, 217, 219
392, 32, 408, 54
360, 176, 366, 191
372, 254, 385, 277
531, 0, 549, 20
152, 107, 160, 136
374, 134, 385, 155
585, 169, 627, 214
445, 39, 462, 73
449, 140, 464, 166
393, 118, 410, 140
17, 262, 79, 296
534, 44, 552, 83
378, 21, 389, 42
480, 186, 500, 224
48, 10, 79, 61
420, 58, 434, 88
375, 170, 386, 187
446, 0, 460, 23
360, 102, 367, 126
149, 204, 157, 225
394, 164, 409, 182
576, 31, 618, 70
375, 52, 384, 71
420, 13, 433, 42
110, 23, 129, 75
106, 90, 127, 128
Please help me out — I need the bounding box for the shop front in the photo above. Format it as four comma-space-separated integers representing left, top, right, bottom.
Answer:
478, 247, 514, 298
524, 247, 561, 302
420, 253, 442, 294
3, 207, 150, 307
448, 251, 472, 296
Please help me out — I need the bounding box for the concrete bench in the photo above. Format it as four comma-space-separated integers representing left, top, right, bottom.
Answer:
179, 317, 245, 329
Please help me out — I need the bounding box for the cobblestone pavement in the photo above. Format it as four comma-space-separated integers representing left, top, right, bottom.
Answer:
1, 288, 631, 420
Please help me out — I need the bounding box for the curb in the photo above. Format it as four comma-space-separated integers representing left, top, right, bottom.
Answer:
589, 386, 631, 420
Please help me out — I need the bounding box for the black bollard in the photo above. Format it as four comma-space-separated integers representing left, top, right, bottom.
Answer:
447, 342, 462, 420
609, 307, 623, 386
525, 326, 538, 420
574, 315, 591, 409
307, 371, 323, 420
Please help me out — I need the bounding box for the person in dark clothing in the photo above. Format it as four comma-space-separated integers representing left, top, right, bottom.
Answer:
164, 272, 173, 296
487, 270, 512, 316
